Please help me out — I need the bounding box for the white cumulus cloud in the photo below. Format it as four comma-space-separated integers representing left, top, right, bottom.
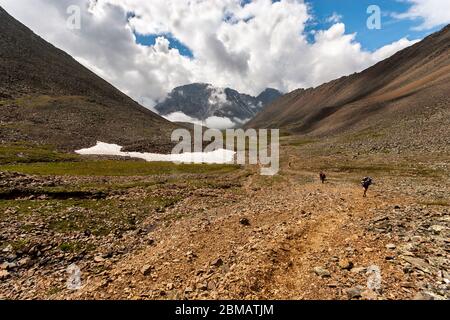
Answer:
394, 0, 450, 30
0, 0, 421, 111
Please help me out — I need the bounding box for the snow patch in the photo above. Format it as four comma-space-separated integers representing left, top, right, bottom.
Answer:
75, 142, 236, 164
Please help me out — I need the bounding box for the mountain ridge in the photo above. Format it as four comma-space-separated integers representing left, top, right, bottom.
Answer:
155, 83, 282, 125
246, 24, 450, 152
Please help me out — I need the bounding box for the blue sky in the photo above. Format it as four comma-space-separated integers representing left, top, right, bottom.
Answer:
134, 0, 443, 57
305, 0, 442, 51
135, 33, 194, 58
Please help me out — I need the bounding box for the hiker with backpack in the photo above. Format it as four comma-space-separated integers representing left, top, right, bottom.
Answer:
320, 172, 327, 184
361, 177, 373, 197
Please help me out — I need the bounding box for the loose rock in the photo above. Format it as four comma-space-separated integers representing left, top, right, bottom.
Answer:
346, 287, 362, 299
314, 267, 331, 278
141, 265, 153, 276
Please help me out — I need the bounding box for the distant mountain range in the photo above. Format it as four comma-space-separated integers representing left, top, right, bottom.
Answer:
0, 6, 178, 153
155, 83, 282, 124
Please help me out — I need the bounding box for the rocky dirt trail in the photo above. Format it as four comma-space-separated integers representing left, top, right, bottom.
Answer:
61, 166, 448, 300
1, 155, 448, 300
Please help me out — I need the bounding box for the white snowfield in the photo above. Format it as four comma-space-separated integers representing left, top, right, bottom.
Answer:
75, 141, 236, 164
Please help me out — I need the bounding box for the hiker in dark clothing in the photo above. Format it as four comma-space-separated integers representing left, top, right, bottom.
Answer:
320, 172, 327, 184
361, 177, 373, 197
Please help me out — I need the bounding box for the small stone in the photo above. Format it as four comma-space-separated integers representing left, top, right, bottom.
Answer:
0, 270, 10, 280
386, 243, 396, 250
211, 258, 224, 267
198, 283, 208, 291
364, 247, 374, 252
207, 281, 217, 291
327, 282, 339, 288
338, 259, 354, 270
2, 244, 13, 253
0, 262, 16, 270
400, 282, 415, 288
345, 246, 355, 253
351, 267, 366, 274
18, 257, 32, 268
313, 267, 331, 278
401, 256, 435, 274
429, 225, 445, 234
330, 256, 339, 262
361, 289, 378, 300
94, 256, 105, 263
186, 251, 197, 262
239, 218, 250, 226
141, 265, 152, 276
443, 271, 450, 284
102, 251, 113, 259
185, 287, 193, 293
346, 287, 362, 299
413, 291, 441, 300
166, 283, 174, 290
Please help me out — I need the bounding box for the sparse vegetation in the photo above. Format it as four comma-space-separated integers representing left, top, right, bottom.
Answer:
340, 128, 386, 143
59, 241, 91, 253
1, 160, 241, 176
282, 137, 317, 147
0, 142, 79, 164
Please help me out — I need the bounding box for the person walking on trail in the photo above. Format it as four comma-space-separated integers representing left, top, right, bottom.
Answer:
320, 172, 327, 184
361, 177, 373, 197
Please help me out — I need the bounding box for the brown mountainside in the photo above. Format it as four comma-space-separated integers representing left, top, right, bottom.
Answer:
0, 6, 178, 152
247, 25, 450, 151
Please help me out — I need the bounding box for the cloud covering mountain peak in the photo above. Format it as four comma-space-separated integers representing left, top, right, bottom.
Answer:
155, 83, 282, 129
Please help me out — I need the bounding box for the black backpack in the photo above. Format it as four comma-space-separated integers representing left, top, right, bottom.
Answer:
361, 177, 373, 188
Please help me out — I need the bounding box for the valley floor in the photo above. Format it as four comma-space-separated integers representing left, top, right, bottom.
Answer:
0, 140, 449, 300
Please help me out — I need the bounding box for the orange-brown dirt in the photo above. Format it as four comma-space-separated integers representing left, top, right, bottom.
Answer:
36, 145, 446, 300
1, 141, 448, 300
